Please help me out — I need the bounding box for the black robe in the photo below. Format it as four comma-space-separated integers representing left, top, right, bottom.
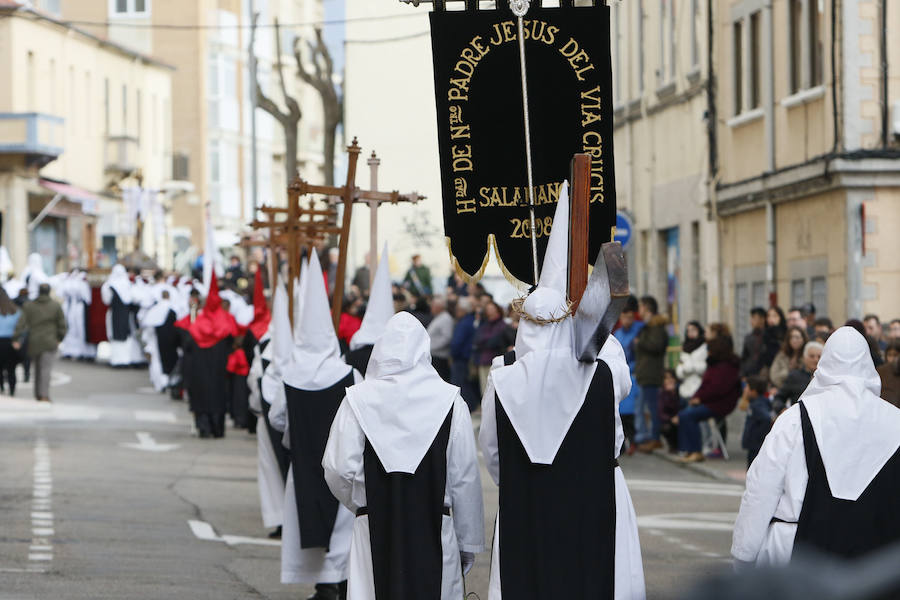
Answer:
793, 402, 900, 558
284, 370, 355, 549
363, 409, 453, 600
109, 289, 132, 342
496, 352, 617, 599
345, 345, 374, 376
183, 336, 232, 437
155, 310, 179, 375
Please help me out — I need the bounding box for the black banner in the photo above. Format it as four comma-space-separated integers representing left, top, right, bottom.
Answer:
430, 4, 616, 285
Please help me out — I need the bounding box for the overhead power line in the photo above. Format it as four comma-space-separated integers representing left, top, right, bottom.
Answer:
62, 12, 427, 30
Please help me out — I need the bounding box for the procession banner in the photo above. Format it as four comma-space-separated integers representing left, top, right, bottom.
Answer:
430, 4, 616, 285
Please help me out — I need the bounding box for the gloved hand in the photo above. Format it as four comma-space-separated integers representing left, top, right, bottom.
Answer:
460, 551, 475, 575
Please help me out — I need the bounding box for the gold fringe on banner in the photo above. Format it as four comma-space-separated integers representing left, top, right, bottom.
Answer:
445, 235, 534, 290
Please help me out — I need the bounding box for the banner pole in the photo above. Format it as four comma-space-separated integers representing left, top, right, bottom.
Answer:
511, 0, 540, 286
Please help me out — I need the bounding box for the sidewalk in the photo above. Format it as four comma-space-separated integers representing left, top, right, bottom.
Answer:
650, 409, 750, 484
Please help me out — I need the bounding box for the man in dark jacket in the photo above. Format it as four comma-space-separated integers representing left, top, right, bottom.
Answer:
740, 307, 767, 377
12, 284, 66, 402
450, 297, 479, 411
635, 296, 669, 451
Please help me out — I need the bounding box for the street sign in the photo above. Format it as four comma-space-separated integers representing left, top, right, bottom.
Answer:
614, 211, 633, 250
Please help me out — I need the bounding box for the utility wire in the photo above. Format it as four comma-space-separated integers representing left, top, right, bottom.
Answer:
62, 12, 427, 30
345, 31, 430, 44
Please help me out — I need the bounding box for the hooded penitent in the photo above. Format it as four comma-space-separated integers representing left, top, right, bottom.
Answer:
22, 253, 50, 300
346, 312, 457, 473
262, 277, 292, 433
176, 276, 239, 438
248, 271, 271, 343
59, 270, 95, 360
323, 312, 485, 600
279, 249, 356, 585
347, 243, 393, 374
479, 182, 645, 600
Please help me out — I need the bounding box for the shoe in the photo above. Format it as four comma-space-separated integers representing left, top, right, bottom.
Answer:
705, 448, 724, 459
637, 440, 663, 453
268, 526, 282, 539
38, 397, 51, 403
679, 452, 705, 463
307, 583, 341, 600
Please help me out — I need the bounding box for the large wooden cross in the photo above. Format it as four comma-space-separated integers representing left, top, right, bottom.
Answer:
248, 199, 339, 323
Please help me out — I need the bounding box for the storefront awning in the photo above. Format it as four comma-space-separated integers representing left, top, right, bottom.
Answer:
38, 178, 101, 215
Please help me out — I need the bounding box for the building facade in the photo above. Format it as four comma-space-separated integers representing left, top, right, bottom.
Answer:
60, 0, 328, 257
0, 1, 174, 273
715, 0, 900, 338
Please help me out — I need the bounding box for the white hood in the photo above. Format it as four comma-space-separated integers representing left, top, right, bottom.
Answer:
349, 243, 394, 350
142, 298, 175, 328
799, 326, 900, 500
282, 251, 352, 391
345, 312, 458, 473
23, 253, 50, 300
491, 182, 600, 465
219, 289, 254, 327
101, 264, 133, 305
261, 278, 291, 406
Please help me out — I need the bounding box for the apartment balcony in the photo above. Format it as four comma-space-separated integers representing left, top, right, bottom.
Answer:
0, 112, 64, 168
105, 134, 140, 175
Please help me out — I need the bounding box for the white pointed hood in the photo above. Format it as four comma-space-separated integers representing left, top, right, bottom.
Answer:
799, 326, 900, 500
350, 243, 394, 350
261, 278, 291, 420
293, 261, 308, 341
23, 253, 50, 300
282, 250, 352, 391
345, 312, 458, 473
491, 182, 601, 465
101, 264, 133, 305
219, 289, 254, 326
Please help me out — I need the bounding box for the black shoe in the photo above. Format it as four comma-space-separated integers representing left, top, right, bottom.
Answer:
198, 431, 211, 439
307, 583, 340, 600
268, 526, 282, 539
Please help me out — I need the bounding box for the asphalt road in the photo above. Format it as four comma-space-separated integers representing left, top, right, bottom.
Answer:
0, 359, 743, 599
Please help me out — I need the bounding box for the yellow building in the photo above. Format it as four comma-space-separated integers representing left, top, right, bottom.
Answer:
715, 0, 900, 336
60, 0, 328, 256
610, 0, 719, 331
0, 1, 174, 274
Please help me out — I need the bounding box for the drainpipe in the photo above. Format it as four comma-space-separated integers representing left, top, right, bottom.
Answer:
765, 200, 776, 307
764, 1, 776, 305
879, 0, 889, 148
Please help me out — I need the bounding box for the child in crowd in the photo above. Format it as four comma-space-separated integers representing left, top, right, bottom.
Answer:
740, 376, 772, 468
659, 369, 682, 453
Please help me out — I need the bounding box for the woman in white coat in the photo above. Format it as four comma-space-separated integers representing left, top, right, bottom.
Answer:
323, 312, 484, 600
675, 321, 707, 401
731, 327, 900, 566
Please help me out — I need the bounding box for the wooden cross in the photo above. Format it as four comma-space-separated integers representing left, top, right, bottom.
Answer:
568, 153, 591, 310
249, 199, 339, 322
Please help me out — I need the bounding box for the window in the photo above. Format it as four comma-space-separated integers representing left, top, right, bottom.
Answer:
112, 0, 149, 15
104, 78, 110, 134
749, 12, 761, 109
751, 281, 766, 310
209, 140, 220, 183
733, 21, 743, 115
636, 0, 644, 95
788, 0, 823, 93
690, 0, 700, 68
136, 89, 142, 145
122, 84, 128, 135
789, 0, 802, 93
735, 283, 750, 341
811, 276, 827, 318
791, 279, 807, 308
658, 0, 675, 84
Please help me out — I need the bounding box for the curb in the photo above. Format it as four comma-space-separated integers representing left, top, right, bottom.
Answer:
649, 448, 746, 484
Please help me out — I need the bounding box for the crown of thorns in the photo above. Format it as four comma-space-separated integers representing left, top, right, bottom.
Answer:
510, 295, 575, 325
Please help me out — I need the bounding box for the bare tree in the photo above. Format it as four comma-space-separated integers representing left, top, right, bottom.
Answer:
294, 28, 342, 186
250, 15, 302, 186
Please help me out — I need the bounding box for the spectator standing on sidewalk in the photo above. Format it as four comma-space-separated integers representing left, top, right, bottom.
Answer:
12, 283, 66, 403
427, 295, 454, 381
0, 287, 21, 396
613, 296, 643, 453
877, 340, 900, 407
740, 307, 767, 378
449, 297, 479, 411
634, 295, 669, 452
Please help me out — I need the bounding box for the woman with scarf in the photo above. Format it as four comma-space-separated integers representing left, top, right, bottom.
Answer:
769, 326, 808, 389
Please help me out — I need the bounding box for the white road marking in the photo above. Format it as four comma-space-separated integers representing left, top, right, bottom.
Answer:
188, 520, 282, 547
0, 398, 102, 424
120, 431, 180, 452
626, 478, 744, 497
29, 434, 53, 567
134, 410, 177, 423
638, 512, 737, 532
